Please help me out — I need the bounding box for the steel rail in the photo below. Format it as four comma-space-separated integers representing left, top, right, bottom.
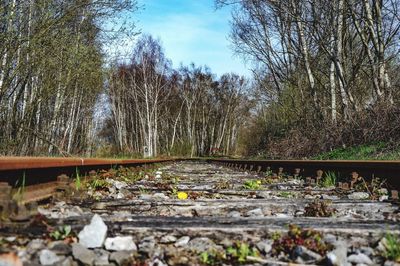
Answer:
208, 159, 400, 190
0, 157, 176, 213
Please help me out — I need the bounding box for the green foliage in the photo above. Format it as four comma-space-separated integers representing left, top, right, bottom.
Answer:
88, 178, 109, 191
75, 168, 82, 191
199, 250, 226, 265
383, 233, 400, 262
313, 142, 394, 160
243, 180, 261, 190
50, 225, 72, 240
13, 173, 26, 203
278, 191, 295, 198
321, 171, 337, 187
226, 242, 259, 263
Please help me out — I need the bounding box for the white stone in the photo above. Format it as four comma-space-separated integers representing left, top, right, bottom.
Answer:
246, 208, 264, 217
347, 253, 373, 265
174, 236, 190, 247
78, 214, 107, 248
348, 192, 370, 200
39, 249, 62, 265
105, 236, 137, 251
114, 180, 128, 190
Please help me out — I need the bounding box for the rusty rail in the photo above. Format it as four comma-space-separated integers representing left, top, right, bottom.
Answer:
208, 159, 400, 190
0, 157, 176, 220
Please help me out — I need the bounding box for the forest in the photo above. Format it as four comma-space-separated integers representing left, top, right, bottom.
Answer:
1, 0, 400, 159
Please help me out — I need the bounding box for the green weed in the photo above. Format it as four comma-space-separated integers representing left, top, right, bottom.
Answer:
383, 233, 400, 262
50, 225, 72, 240
321, 171, 337, 187
226, 242, 259, 263
243, 180, 261, 190
13, 172, 26, 203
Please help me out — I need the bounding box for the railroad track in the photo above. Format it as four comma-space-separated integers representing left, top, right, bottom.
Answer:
0, 158, 400, 265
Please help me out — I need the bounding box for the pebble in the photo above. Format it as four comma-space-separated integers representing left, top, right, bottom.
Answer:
348, 192, 370, 200
139, 236, 156, 255
227, 211, 241, 218
139, 194, 153, 200
360, 247, 375, 257
292, 246, 322, 262
93, 249, 110, 266
327, 241, 348, 266
105, 236, 137, 251
78, 214, 108, 248
160, 235, 177, 244
39, 249, 63, 265
72, 244, 95, 266
188, 237, 218, 253
246, 208, 264, 217
109, 251, 132, 265
26, 239, 45, 254
256, 240, 273, 254
174, 236, 190, 247
153, 193, 169, 200
347, 253, 373, 265
321, 194, 339, 200
59, 256, 78, 266
48, 241, 71, 255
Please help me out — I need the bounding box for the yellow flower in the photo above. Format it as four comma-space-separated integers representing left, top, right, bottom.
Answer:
256, 180, 262, 185
177, 191, 188, 200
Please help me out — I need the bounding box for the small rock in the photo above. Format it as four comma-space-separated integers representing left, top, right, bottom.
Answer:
39, 249, 63, 265
153, 193, 168, 200
155, 171, 163, 175
274, 213, 290, 218
139, 194, 153, 200
188, 237, 218, 253
48, 241, 71, 255
139, 236, 156, 255
59, 256, 78, 266
326, 241, 348, 266
227, 211, 241, 218
291, 246, 322, 262
93, 249, 110, 266
72, 243, 95, 266
347, 253, 373, 265
155, 174, 162, 179
78, 214, 107, 248
348, 192, 370, 200
379, 195, 389, 201
384, 261, 400, 266
109, 251, 132, 265
174, 236, 190, 247
160, 235, 177, 244
305, 195, 317, 199
321, 194, 339, 200
105, 236, 137, 251
323, 234, 337, 245
5, 237, 16, 242
256, 240, 273, 254
360, 247, 374, 257
115, 181, 128, 190
246, 208, 264, 217
26, 239, 45, 254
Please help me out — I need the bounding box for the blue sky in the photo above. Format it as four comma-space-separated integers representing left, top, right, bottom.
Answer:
133, 0, 250, 77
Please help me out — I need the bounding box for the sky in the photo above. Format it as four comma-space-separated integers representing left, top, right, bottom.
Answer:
132, 0, 250, 77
